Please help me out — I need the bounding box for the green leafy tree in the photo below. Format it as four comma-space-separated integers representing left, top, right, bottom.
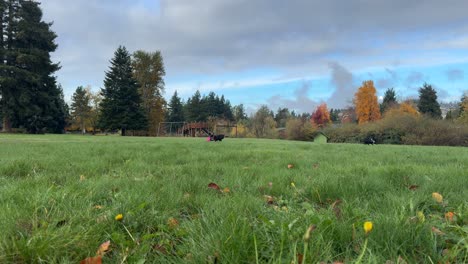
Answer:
380, 88, 398, 113
167, 91, 185, 122
417, 83, 442, 119
70, 86, 91, 134
132, 50, 166, 135
251, 105, 277, 138
99, 46, 147, 135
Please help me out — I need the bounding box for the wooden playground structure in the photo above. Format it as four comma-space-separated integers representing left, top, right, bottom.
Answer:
157, 121, 237, 137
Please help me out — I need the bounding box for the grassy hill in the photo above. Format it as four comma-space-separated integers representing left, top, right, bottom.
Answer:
0, 134, 466, 263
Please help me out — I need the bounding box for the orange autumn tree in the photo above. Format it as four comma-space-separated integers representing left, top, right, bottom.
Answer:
354, 80, 381, 124
384, 101, 419, 117
311, 103, 331, 128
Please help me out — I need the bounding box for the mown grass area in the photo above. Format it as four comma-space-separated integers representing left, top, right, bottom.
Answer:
0, 134, 467, 263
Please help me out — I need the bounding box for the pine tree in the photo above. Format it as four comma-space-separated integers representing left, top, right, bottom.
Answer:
380, 88, 397, 113
70, 86, 92, 134
167, 91, 184, 122
2, 0, 65, 133
99, 46, 147, 135
417, 83, 442, 119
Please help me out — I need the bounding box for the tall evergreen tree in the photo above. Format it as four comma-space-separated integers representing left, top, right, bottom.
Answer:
233, 104, 247, 122
380, 88, 397, 113
132, 50, 166, 135
0, 0, 65, 133
167, 90, 184, 122
417, 83, 442, 119
99, 46, 147, 135
185, 90, 202, 121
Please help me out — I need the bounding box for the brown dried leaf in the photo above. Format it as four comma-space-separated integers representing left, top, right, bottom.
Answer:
93, 205, 103, 210
297, 253, 303, 264
80, 256, 102, 264
431, 226, 445, 236
264, 195, 275, 205
96, 240, 110, 256
313, 163, 319, 169
408, 185, 419, 191
287, 164, 294, 169
167, 217, 179, 229
153, 244, 168, 254
208, 182, 221, 191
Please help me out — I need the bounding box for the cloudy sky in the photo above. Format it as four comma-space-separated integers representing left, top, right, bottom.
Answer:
41, 0, 468, 113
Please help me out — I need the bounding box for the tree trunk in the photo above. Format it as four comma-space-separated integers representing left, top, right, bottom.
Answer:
2, 115, 12, 132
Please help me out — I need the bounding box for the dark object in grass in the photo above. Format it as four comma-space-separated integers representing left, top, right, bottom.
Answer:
364, 137, 376, 145
202, 128, 225, 142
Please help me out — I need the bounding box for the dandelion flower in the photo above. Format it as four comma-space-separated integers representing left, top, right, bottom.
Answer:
432, 192, 443, 203
363, 221, 373, 234
115, 214, 123, 221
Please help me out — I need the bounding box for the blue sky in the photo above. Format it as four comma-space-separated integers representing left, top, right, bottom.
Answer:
40, 0, 468, 113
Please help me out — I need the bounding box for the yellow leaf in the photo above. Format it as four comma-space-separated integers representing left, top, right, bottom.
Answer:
417, 211, 425, 223
80, 175, 86, 181
432, 192, 443, 203
223, 187, 230, 193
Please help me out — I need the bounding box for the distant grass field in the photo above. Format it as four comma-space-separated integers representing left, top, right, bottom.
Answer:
0, 134, 466, 263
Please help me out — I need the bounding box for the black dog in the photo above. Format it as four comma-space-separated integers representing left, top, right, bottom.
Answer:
211, 134, 225, 142
364, 137, 376, 145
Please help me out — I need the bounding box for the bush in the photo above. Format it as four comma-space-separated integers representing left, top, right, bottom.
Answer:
323, 114, 468, 146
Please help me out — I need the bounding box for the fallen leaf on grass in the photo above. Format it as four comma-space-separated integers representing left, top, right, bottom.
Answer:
153, 244, 168, 255
208, 182, 221, 191
93, 205, 103, 210
80, 175, 86, 181
296, 253, 303, 264
263, 195, 275, 205
287, 164, 294, 169
80, 241, 110, 264
432, 192, 443, 203
167, 217, 179, 229
431, 226, 445, 236
445, 212, 455, 222
96, 240, 111, 256
408, 185, 419, 191
80, 256, 102, 264
222, 187, 230, 193
313, 163, 319, 169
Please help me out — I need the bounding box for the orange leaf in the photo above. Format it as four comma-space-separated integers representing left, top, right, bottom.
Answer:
80, 256, 102, 264
223, 187, 230, 193
287, 164, 294, 169
445, 212, 455, 222
96, 241, 110, 256
208, 182, 221, 191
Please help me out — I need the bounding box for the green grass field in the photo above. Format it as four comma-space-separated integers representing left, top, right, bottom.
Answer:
0, 134, 467, 263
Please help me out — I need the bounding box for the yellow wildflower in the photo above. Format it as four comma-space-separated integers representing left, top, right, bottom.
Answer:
115, 214, 123, 221
363, 221, 373, 234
